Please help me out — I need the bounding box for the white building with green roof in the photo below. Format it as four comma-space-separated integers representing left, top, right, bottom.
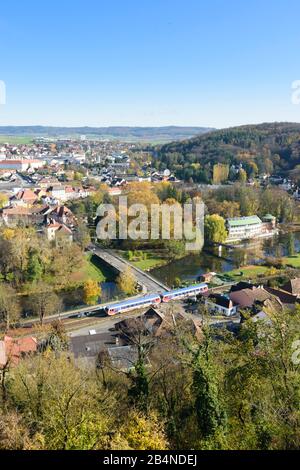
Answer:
226, 215, 263, 242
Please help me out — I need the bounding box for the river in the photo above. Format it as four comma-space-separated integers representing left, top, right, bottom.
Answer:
150, 230, 300, 286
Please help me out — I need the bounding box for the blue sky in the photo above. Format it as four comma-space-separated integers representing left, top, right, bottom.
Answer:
1, 0, 300, 128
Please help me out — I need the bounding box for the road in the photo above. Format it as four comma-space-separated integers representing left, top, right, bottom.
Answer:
0, 173, 33, 190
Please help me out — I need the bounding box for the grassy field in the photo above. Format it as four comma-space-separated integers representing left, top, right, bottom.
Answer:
117, 250, 167, 271
0, 135, 33, 144
130, 255, 168, 271
69, 253, 111, 284
282, 253, 300, 268
224, 265, 271, 280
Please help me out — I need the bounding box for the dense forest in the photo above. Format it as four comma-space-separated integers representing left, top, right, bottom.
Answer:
155, 122, 300, 182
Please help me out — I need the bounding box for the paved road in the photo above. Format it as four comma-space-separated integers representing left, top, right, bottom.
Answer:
0, 173, 33, 190
91, 247, 170, 293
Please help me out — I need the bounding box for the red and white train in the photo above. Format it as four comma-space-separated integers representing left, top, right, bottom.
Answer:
105, 283, 208, 316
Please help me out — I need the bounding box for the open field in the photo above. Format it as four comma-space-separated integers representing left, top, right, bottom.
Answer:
0, 135, 33, 144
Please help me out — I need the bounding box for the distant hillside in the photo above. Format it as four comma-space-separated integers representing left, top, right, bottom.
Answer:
156, 122, 300, 181
0, 126, 213, 143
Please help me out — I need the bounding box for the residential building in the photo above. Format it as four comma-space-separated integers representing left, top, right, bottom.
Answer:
44, 222, 73, 244
229, 286, 282, 310
0, 159, 44, 171
10, 189, 38, 207
47, 205, 76, 226
205, 293, 238, 317
1, 205, 50, 227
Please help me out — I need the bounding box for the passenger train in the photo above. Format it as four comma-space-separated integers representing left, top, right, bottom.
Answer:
105, 283, 208, 316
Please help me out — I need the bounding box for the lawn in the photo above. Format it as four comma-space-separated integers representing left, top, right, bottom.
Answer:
282, 253, 300, 268
117, 251, 167, 271
225, 265, 271, 280
69, 253, 111, 284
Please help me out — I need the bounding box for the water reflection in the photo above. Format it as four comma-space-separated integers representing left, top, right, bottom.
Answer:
151, 230, 300, 286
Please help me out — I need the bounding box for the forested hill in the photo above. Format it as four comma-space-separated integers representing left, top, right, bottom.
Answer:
155, 122, 300, 182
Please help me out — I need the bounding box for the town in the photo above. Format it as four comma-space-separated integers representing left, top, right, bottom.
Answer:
1, 127, 300, 451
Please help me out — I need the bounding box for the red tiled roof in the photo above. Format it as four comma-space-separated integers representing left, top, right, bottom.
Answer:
47, 223, 72, 234
0, 335, 37, 367
15, 189, 38, 202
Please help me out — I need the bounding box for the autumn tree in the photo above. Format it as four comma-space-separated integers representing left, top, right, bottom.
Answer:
83, 279, 101, 305
51, 244, 84, 283
40, 320, 69, 352
0, 193, 8, 209
27, 282, 62, 325
9, 353, 114, 450
238, 168, 247, 183
118, 411, 169, 450
213, 164, 229, 184
75, 223, 91, 249
204, 215, 228, 244
117, 266, 137, 295
0, 284, 21, 331
0, 410, 39, 450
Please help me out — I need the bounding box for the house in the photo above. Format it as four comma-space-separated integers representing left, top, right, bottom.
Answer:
205, 293, 238, 317
230, 281, 255, 293
115, 307, 166, 338
44, 222, 73, 244
199, 272, 216, 283
115, 307, 202, 341
0, 159, 44, 172
49, 185, 66, 201
229, 286, 282, 311
107, 187, 123, 196
10, 189, 38, 207
0, 335, 37, 368
70, 331, 123, 367
281, 278, 300, 297
47, 205, 76, 226
264, 286, 298, 307
1, 204, 49, 227
106, 345, 139, 371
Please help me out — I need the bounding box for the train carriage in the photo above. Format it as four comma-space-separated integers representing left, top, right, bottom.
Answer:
161, 283, 208, 303
105, 294, 161, 316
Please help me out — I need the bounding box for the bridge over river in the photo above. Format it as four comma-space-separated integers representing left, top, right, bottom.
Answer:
91, 247, 170, 294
